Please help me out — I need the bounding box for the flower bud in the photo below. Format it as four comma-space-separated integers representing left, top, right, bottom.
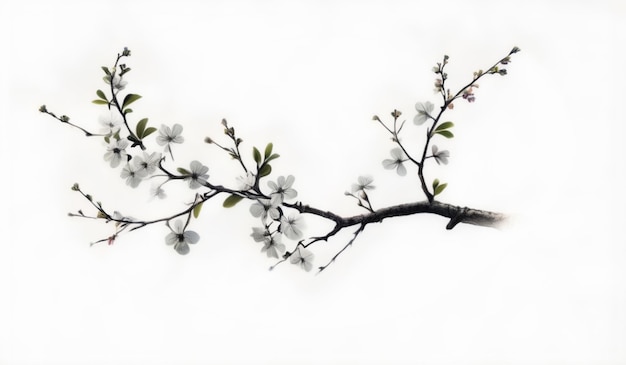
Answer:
510, 46, 521, 54
60, 115, 70, 122
204, 137, 213, 144
39, 105, 47, 113
71, 183, 80, 191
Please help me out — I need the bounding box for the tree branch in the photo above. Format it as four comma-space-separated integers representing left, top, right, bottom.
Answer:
290, 201, 505, 230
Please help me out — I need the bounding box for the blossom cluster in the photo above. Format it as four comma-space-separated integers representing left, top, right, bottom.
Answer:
42, 46, 519, 273
248, 174, 314, 271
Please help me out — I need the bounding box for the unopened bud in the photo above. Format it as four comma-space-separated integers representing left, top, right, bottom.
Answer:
204, 137, 213, 144
122, 47, 131, 56
71, 183, 80, 191
60, 115, 70, 122
391, 110, 402, 118
372, 115, 380, 121
39, 105, 47, 113
510, 46, 521, 54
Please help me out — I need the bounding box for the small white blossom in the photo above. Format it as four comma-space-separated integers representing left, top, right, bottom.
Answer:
134, 151, 162, 175
111, 211, 135, 228
261, 234, 286, 259
268, 175, 297, 204
237, 171, 256, 191
165, 219, 200, 255
103, 139, 129, 168
382, 148, 407, 176
251, 227, 270, 242
120, 163, 148, 188
431, 145, 450, 165
290, 246, 315, 272
351, 175, 375, 193
111, 74, 127, 92
150, 184, 167, 199
156, 124, 184, 159
250, 199, 281, 222
414, 101, 434, 125
280, 213, 304, 240
185, 160, 209, 189
99, 111, 122, 134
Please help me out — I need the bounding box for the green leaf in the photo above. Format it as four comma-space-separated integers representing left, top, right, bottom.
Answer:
259, 164, 272, 178
434, 183, 448, 196
127, 134, 141, 148
92, 99, 108, 105
435, 121, 454, 131
122, 94, 142, 109
96, 89, 107, 100
124, 108, 133, 115
193, 202, 204, 219
435, 130, 454, 139
264, 143, 273, 159
432, 178, 440, 189
136, 118, 149, 138
177, 167, 190, 175
104, 135, 110, 144
223, 194, 244, 208
142, 127, 157, 138
265, 153, 280, 164
101, 66, 111, 76
253, 147, 262, 165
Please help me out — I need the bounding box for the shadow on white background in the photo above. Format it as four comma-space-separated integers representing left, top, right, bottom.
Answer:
2, 0, 625, 364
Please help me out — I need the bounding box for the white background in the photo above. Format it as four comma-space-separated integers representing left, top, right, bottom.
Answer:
2, 0, 625, 364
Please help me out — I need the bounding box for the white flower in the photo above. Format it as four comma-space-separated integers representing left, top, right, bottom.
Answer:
165, 219, 200, 255
290, 246, 315, 272
414, 101, 434, 125
156, 124, 184, 159
98, 111, 122, 134
280, 213, 304, 240
261, 234, 286, 259
111, 211, 135, 226
382, 148, 407, 176
185, 160, 209, 189
103, 139, 129, 168
268, 175, 297, 204
251, 227, 270, 242
431, 145, 450, 165
120, 163, 148, 188
105, 74, 127, 92
351, 175, 375, 193
150, 184, 167, 199
250, 199, 281, 222
111, 74, 127, 92
134, 151, 162, 175
237, 171, 256, 191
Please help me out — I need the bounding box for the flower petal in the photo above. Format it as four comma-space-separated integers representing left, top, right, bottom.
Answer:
184, 230, 200, 244
396, 163, 407, 176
